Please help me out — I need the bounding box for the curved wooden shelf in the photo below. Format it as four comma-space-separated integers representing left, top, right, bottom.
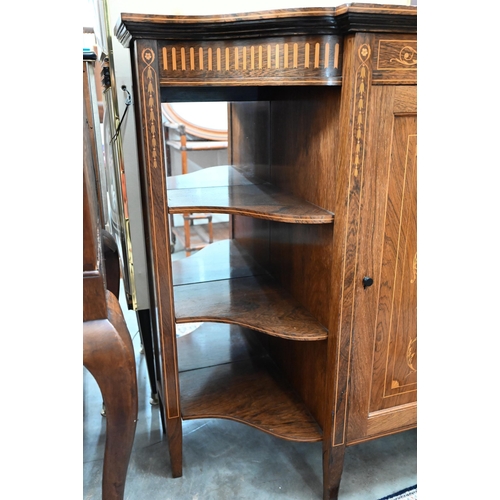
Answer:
178, 323, 322, 442
167, 165, 334, 224
172, 240, 328, 341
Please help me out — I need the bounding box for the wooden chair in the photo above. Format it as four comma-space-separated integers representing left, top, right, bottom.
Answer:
162, 103, 228, 256
84, 90, 138, 500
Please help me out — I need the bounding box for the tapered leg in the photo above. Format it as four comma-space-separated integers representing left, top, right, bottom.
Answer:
101, 229, 120, 300
136, 308, 158, 403
323, 443, 346, 500
166, 416, 183, 478
83, 291, 138, 500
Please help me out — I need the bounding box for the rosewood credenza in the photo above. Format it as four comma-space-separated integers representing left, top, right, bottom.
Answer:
115, 4, 417, 498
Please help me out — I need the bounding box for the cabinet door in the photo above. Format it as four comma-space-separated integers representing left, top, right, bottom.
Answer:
347, 85, 417, 443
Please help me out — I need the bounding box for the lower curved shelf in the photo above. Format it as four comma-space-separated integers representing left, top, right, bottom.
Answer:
177, 323, 323, 442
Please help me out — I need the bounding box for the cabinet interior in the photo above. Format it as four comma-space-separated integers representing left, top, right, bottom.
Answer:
165, 85, 341, 437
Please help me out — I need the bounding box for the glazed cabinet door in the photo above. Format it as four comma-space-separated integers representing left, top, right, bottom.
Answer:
346, 84, 417, 444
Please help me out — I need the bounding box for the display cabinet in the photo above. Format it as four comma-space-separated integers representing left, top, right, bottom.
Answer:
115, 4, 417, 498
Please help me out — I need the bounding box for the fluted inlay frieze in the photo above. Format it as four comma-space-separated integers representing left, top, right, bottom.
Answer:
159, 35, 342, 85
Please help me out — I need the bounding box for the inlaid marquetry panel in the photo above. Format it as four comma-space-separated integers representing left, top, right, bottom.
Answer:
371, 35, 417, 84
159, 36, 342, 86
344, 83, 417, 444
370, 125, 417, 412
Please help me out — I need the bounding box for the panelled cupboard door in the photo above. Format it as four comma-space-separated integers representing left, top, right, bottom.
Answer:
347, 85, 417, 444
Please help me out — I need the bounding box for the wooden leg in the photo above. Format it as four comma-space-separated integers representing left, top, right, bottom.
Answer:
136, 308, 158, 403
207, 215, 213, 244
166, 416, 183, 478
156, 390, 167, 434
323, 443, 346, 500
183, 213, 191, 256
101, 229, 121, 299
83, 291, 138, 500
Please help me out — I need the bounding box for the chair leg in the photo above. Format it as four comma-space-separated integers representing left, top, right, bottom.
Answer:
207, 215, 213, 244
83, 291, 138, 500
101, 229, 121, 299
183, 213, 192, 256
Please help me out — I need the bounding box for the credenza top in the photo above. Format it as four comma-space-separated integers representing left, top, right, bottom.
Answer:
115, 3, 417, 47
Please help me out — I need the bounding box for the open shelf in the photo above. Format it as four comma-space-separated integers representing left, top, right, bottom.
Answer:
167, 165, 334, 224
118, 7, 417, 495
171, 239, 267, 286
178, 323, 323, 442
172, 240, 328, 341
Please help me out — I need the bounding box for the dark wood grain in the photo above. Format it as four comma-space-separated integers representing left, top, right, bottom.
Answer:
174, 274, 328, 341
83, 292, 138, 500
177, 323, 322, 440
346, 84, 417, 442
115, 5, 416, 47
269, 87, 340, 213
319, 33, 369, 500
228, 101, 270, 181
371, 34, 417, 84
228, 87, 339, 434
232, 215, 271, 272
118, 8, 418, 499
116, 8, 342, 45
229, 100, 272, 270
268, 86, 340, 322
132, 39, 182, 477
257, 333, 328, 430
180, 355, 322, 442
167, 165, 335, 223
